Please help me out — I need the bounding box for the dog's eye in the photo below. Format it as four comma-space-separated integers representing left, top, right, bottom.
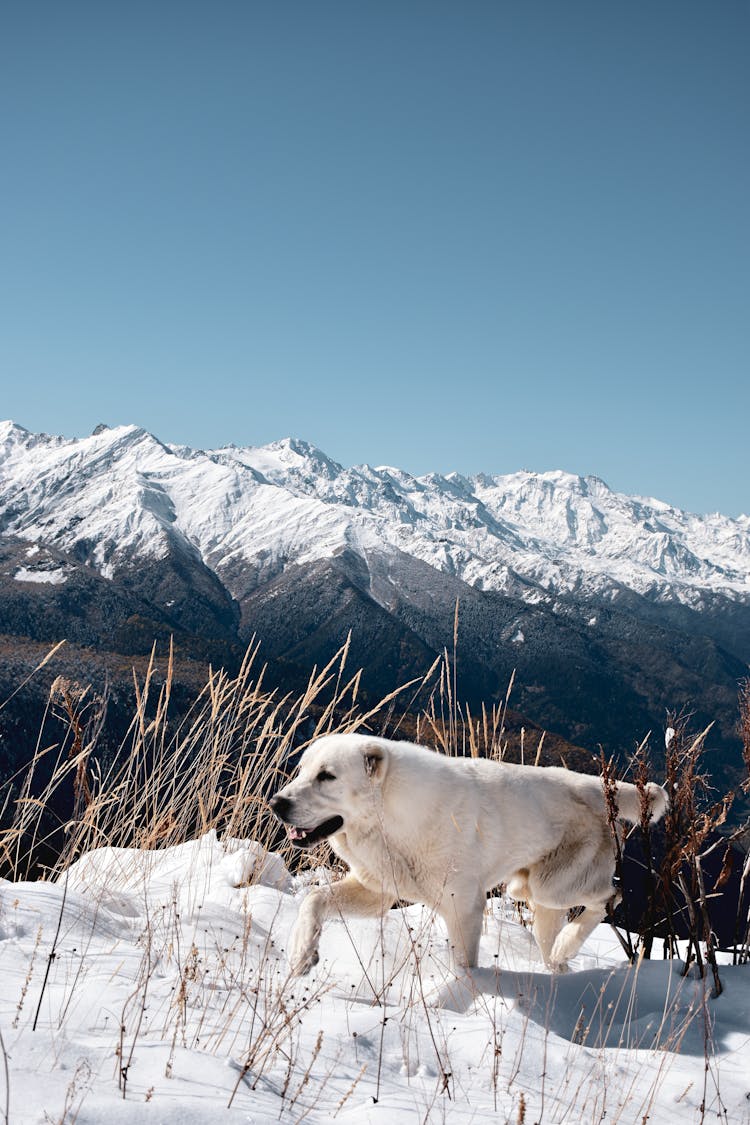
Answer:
316, 769, 336, 783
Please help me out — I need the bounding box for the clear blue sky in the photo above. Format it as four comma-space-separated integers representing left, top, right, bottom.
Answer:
1, 2, 748, 515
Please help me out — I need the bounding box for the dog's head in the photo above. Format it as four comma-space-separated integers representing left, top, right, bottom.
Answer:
270, 733, 388, 848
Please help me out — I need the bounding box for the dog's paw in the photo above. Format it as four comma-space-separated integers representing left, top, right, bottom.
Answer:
289, 945, 320, 976
428, 970, 478, 1013
287, 915, 321, 976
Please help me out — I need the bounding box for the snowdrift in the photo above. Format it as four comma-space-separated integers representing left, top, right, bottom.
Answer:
2, 832, 749, 1123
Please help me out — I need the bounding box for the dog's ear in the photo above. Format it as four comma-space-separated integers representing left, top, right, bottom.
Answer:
363, 743, 387, 781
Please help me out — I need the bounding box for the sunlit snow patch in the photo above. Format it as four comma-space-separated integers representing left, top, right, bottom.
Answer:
14, 566, 68, 585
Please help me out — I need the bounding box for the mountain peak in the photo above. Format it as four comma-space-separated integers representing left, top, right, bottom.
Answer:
0, 419, 31, 443
231, 436, 345, 483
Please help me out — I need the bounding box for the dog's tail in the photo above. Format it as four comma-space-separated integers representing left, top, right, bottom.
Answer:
613, 780, 669, 825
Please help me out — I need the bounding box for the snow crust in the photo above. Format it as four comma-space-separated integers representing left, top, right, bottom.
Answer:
1, 420, 748, 611
1, 833, 749, 1123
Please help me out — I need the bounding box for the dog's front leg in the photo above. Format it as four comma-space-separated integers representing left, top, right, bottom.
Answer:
441, 887, 486, 969
288, 875, 391, 976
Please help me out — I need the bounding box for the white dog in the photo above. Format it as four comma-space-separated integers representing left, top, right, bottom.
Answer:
270, 733, 667, 975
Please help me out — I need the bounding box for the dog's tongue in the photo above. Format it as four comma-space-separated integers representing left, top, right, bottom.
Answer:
286, 825, 308, 841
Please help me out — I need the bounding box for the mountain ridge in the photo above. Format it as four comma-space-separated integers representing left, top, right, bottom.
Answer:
2, 419, 749, 615
1, 420, 748, 784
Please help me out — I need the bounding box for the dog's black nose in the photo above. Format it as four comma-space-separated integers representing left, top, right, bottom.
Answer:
270, 794, 291, 820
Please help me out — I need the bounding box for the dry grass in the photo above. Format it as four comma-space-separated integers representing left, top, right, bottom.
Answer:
0, 633, 561, 886
1, 637, 427, 883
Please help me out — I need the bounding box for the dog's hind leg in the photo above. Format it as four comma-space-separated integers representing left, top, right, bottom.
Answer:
529, 839, 617, 970
548, 901, 609, 969
531, 904, 567, 969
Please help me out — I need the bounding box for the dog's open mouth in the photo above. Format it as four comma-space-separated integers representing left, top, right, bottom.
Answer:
285, 815, 344, 848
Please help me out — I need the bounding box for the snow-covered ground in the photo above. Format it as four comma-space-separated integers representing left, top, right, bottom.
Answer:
2, 833, 748, 1124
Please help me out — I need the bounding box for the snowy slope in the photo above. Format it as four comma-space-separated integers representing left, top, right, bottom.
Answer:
1, 420, 749, 612
1, 833, 748, 1123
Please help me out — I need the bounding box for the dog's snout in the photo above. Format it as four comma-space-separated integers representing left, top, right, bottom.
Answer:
270, 793, 291, 820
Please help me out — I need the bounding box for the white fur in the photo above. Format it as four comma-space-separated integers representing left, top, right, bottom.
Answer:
273, 734, 668, 975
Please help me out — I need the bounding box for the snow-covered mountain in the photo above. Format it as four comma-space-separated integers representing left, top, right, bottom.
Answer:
1, 419, 748, 611
1, 420, 748, 767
